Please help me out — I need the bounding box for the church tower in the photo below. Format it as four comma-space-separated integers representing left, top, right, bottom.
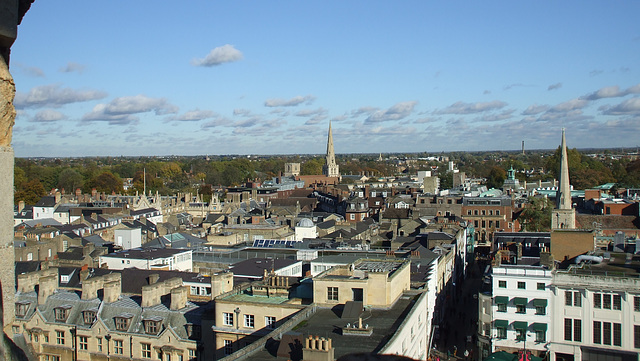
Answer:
322, 122, 340, 178
551, 128, 576, 229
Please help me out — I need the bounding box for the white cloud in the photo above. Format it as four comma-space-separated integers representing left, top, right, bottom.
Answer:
170, 109, 217, 122
583, 83, 640, 100
264, 95, 315, 107
82, 95, 178, 125
602, 97, 640, 115
548, 83, 562, 91
192, 44, 243, 67
549, 98, 589, 112
522, 104, 550, 115
351, 106, 379, 118
59, 62, 86, 73
31, 109, 66, 122
436, 100, 507, 115
366, 101, 418, 123
476, 109, 515, 122
16, 63, 45, 77
15, 84, 107, 109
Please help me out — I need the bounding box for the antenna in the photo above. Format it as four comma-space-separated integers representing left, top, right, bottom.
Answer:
143, 168, 146, 195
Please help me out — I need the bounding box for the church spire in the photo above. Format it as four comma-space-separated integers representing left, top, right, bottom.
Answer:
556, 128, 571, 210
551, 128, 576, 229
322, 121, 340, 178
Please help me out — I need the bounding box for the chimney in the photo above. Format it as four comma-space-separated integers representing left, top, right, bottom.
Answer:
103, 279, 122, 303
303, 335, 334, 361
38, 275, 57, 305
211, 272, 234, 298
170, 286, 188, 310
55, 191, 61, 204
17, 273, 39, 293
142, 278, 183, 308
540, 249, 554, 269
148, 273, 160, 285
516, 243, 523, 260
18, 200, 25, 213
81, 276, 102, 300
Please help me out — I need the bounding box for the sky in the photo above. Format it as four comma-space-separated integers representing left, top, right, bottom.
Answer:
9, 1, 640, 157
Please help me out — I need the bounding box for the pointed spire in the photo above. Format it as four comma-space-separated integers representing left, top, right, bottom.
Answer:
323, 121, 340, 178
556, 128, 572, 210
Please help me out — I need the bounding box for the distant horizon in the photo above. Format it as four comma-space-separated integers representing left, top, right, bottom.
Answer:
9, 2, 640, 157
14, 146, 640, 160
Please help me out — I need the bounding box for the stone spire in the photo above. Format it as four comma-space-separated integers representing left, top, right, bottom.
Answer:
551, 128, 576, 229
556, 128, 571, 210
322, 121, 340, 178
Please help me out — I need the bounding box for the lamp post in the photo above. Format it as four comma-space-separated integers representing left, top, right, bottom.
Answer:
70, 327, 77, 361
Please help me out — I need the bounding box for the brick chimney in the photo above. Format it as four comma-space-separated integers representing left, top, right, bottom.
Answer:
18, 200, 25, 213
303, 335, 334, 361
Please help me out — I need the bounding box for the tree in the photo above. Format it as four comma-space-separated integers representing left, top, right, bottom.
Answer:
57, 168, 84, 194
15, 179, 46, 205
87, 171, 123, 194
519, 197, 552, 232
439, 171, 453, 190
301, 158, 323, 175
485, 166, 506, 189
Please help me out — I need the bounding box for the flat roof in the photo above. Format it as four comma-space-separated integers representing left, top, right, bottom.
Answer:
248, 294, 419, 360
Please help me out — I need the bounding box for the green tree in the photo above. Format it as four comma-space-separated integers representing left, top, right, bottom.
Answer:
57, 168, 84, 193
485, 166, 506, 189
439, 171, 453, 190
301, 158, 323, 175
520, 197, 552, 232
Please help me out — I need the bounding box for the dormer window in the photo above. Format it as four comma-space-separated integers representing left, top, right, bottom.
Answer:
114, 314, 133, 331
82, 310, 97, 325
15, 301, 30, 317
143, 317, 163, 335
54, 305, 72, 322
185, 324, 201, 340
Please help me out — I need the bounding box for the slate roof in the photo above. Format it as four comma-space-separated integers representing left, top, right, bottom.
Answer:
35, 196, 57, 208
229, 258, 300, 278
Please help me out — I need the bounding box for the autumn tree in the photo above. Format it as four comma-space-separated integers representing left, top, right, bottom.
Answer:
86, 171, 123, 194
520, 197, 552, 232
57, 168, 84, 194
15, 179, 46, 205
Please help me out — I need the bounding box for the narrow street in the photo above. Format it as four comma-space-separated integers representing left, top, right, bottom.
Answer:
432, 260, 485, 361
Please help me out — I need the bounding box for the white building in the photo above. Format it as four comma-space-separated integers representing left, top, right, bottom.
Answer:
99, 248, 192, 271
478, 264, 552, 359
549, 265, 640, 361
114, 227, 142, 250
294, 218, 317, 242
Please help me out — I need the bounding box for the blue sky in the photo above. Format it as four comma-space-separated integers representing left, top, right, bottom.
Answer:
9, 1, 640, 157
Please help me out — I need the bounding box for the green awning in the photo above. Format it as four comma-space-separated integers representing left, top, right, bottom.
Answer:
532, 323, 547, 332
513, 297, 528, 306
533, 299, 548, 307
512, 321, 527, 330
494, 319, 508, 328
494, 296, 508, 304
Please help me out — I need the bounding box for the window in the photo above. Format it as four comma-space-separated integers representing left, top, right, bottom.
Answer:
15, 302, 30, 317
142, 343, 152, 358
44, 334, 49, 343
79, 336, 88, 350
496, 210, 500, 216
516, 329, 525, 341
83, 310, 96, 325
574, 319, 582, 342
603, 294, 612, 309
565, 291, 581, 307
613, 294, 622, 310
516, 304, 526, 314
537, 283, 545, 291
143, 319, 162, 334
114, 340, 123, 354
517, 282, 525, 290
223, 312, 233, 326
603, 322, 612, 345
244, 314, 254, 328
535, 305, 546, 315
613, 323, 622, 346
328, 287, 338, 301
97, 337, 102, 352
594, 321, 602, 344
350, 214, 355, 220
564, 319, 573, 341
56, 330, 64, 345
635, 296, 640, 312
635, 325, 640, 349
498, 280, 506, 288
497, 303, 506, 312
43, 355, 60, 361
54, 306, 71, 322
535, 330, 545, 343
114, 316, 131, 331
189, 349, 196, 361
496, 221, 500, 228
594, 293, 602, 308
224, 340, 233, 355
496, 327, 506, 339
265, 316, 276, 329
